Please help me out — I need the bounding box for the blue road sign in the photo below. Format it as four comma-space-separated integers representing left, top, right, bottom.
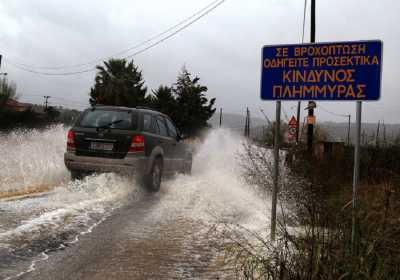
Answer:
260, 40, 382, 101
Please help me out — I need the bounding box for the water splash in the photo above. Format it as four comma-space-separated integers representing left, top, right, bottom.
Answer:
151, 128, 271, 231
0, 125, 69, 193
0, 126, 272, 279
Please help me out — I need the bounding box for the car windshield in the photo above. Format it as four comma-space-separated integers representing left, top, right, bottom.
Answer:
79, 109, 134, 130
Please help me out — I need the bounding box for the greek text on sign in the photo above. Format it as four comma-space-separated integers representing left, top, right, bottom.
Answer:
260, 40, 382, 101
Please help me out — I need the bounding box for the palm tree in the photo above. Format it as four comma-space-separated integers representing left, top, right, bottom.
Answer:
89, 59, 148, 107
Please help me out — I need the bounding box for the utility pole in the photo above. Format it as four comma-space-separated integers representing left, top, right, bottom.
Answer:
383, 120, 387, 147
244, 107, 251, 138
376, 120, 380, 147
296, 101, 301, 143
219, 108, 223, 127
0, 55, 7, 77
351, 101, 362, 252
271, 101, 281, 241
347, 114, 351, 146
0, 54, 3, 75
260, 109, 272, 144
247, 108, 250, 137
362, 130, 366, 145
244, 107, 248, 137
307, 0, 316, 153
43, 95, 51, 111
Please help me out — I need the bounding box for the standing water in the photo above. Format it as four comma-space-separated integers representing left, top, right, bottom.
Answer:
0, 126, 271, 279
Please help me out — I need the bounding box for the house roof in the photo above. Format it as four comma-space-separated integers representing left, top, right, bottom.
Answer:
5, 99, 32, 108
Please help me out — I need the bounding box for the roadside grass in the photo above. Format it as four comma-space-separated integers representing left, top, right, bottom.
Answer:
216, 143, 400, 279
0, 183, 54, 200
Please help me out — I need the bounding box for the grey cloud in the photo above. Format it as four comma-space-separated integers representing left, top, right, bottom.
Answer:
0, 0, 399, 123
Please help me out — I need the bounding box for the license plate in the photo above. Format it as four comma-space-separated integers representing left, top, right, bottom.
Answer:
90, 142, 114, 151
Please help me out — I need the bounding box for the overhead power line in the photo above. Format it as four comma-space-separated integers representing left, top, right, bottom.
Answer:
22, 94, 89, 106
6, 0, 226, 76
318, 103, 350, 118
123, 1, 224, 60
7, 0, 222, 71
6, 60, 95, 76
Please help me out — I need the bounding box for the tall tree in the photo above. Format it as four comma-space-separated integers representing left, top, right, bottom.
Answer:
150, 85, 177, 121
172, 67, 216, 135
89, 59, 148, 107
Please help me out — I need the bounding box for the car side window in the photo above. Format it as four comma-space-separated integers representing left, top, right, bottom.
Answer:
151, 116, 159, 134
156, 117, 168, 137
143, 114, 152, 132
165, 118, 178, 138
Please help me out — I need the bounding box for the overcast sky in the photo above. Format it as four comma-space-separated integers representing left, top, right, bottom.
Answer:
0, 0, 399, 123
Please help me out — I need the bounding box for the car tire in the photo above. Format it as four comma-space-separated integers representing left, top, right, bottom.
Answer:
145, 157, 163, 192
70, 170, 84, 180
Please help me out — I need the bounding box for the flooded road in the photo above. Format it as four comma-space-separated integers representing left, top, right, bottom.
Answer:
0, 126, 270, 279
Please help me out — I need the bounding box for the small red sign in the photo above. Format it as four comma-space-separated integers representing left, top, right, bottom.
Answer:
288, 116, 297, 127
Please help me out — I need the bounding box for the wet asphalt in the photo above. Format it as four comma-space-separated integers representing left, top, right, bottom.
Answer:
16, 193, 231, 280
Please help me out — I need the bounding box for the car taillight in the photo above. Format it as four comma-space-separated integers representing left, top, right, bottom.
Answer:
67, 130, 75, 150
129, 135, 144, 153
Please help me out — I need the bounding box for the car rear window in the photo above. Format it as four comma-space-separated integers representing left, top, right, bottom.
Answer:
79, 109, 135, 130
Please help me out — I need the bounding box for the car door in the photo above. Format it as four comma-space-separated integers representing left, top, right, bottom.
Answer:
141, 112, 159, 157
154, 115, 175, 174
165, 117, 186, 172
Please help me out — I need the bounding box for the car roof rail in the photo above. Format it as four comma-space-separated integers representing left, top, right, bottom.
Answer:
90, 105, 161, 114
136, 106, 157, 111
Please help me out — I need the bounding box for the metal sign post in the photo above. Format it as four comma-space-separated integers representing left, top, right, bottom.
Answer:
287, 116, 297, 143
351, 101, 362, 251
271, 100, 281, 241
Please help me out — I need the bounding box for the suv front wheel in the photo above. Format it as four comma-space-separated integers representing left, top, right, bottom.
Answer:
145, 157, 163, 192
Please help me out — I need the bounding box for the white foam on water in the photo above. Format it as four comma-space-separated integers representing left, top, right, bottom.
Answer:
0, 126, 272, 279
3, 210, 113, 280
0, 173, 138, 242
0, 126, 142, 279
0, 125, 70, 192
1, 126, 270, 235
0, 173, 140, 279
150, 128, 271, 232
0, 125, 140, 237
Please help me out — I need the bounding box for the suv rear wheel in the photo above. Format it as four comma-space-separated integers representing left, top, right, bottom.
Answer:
145, 157, 163, 192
